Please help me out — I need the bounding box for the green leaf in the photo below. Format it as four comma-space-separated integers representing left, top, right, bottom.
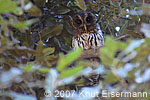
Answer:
0, 0, 18, 13
104, 72, 119, 84
32, 0, 45, 8
100, 53, 114, 66
36, 41, 44, 62
107, 18, 114, 26
101, 37, 118, 58
11, 19, 38, 32
57, 48, 82, 72
0, 20, 7, 25
126, 30, 143, 38
59, 66, 83, 78
100, 36, 127, 66
38, 68, 50, 73
101, 37, 127, 57
25, 4, 42, 16
54, 6, 71, 14
75, 0, 87, 11
41, 24, 63, 40
120, 21, 128, 34
23, 64, 32, 72
43, 47, 55, 56
120, 8, 127, 16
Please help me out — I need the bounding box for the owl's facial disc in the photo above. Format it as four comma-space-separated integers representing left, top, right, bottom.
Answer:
72, 12, 97, 37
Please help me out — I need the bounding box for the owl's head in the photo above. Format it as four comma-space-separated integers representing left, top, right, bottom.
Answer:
72, 12, 97, 37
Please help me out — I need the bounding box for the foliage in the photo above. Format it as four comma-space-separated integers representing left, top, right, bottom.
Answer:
0, 0, 150, 100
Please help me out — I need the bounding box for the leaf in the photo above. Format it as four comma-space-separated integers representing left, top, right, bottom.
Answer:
100, 53, 114, 66
25, 4, 42, 16
59, 66, 83, 78
64, 21, 73, 35
56, 48, 82, 72
75, 0, 87, 11
120, 8, 127, 16
36, 41, 44, 62
41, 24, 63, 40
23, 64, 32, 72
11, 19, 39, 32
6, 46, 36, 57
101, 37, 118, 58
100, 36, 127, 66
107, 18, 114, 26
43, 47, 55, 56
126, 30, 143, 38
54, 6, 71, 14
0, 0, 17, 13
32, 0, 45, 7
120, 21, 128, 34
101, 37, 127, 57
38, 67, 50, 73
104, 72, 119, 84
0, 20, 7, 25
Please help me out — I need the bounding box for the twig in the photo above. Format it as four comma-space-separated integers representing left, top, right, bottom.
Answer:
116, 34, 129, 40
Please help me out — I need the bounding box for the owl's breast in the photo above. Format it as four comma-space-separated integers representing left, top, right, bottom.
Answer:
72, 29, 104, 50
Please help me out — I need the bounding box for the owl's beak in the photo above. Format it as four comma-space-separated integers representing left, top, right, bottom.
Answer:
83, 24, 88, 33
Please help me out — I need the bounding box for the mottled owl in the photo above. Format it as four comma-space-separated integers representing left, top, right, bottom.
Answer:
72, 12, 104, 86
72, 12, 104, 50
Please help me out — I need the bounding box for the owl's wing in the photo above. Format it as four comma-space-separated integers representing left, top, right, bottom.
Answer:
96, 24, 104, 46
72, 37, 79, 50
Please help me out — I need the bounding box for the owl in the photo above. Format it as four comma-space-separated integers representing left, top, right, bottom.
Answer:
72, 12, 104, 50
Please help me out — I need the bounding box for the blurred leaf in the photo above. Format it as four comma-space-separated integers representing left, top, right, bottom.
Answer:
59, 66, 83, 78
87, 0, 97, 7
55, 6, 71, 14
120, 8, 127, 16
11, 19, 38, 32
41, 24, 63, 40
0, 0, 17, 13
33, 0, 45, 7
101, 37, 126, 58
104, 72, 119, 84
100, 36, 127, 66
38, 67, 50, 73
26, 4, 42, 16
0, 19, 7, 25
43, 47, 55, 56
120, 21, 128, 34
23, 64, 32, 72
75, 0, 87, 11
100, 52, 114, 66
6, 47, 36, 57
126, 30, 143, 38
64, 21, 73, 35
36, 41, 44, 62
107, 17, 115, 26
57, 48, 82, 72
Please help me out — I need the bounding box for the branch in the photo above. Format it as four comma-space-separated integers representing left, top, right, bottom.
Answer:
116, 34, 130, 40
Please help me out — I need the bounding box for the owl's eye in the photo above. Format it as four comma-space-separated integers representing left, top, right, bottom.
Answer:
86, 16, 92, 23
75, 19, 82, 25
